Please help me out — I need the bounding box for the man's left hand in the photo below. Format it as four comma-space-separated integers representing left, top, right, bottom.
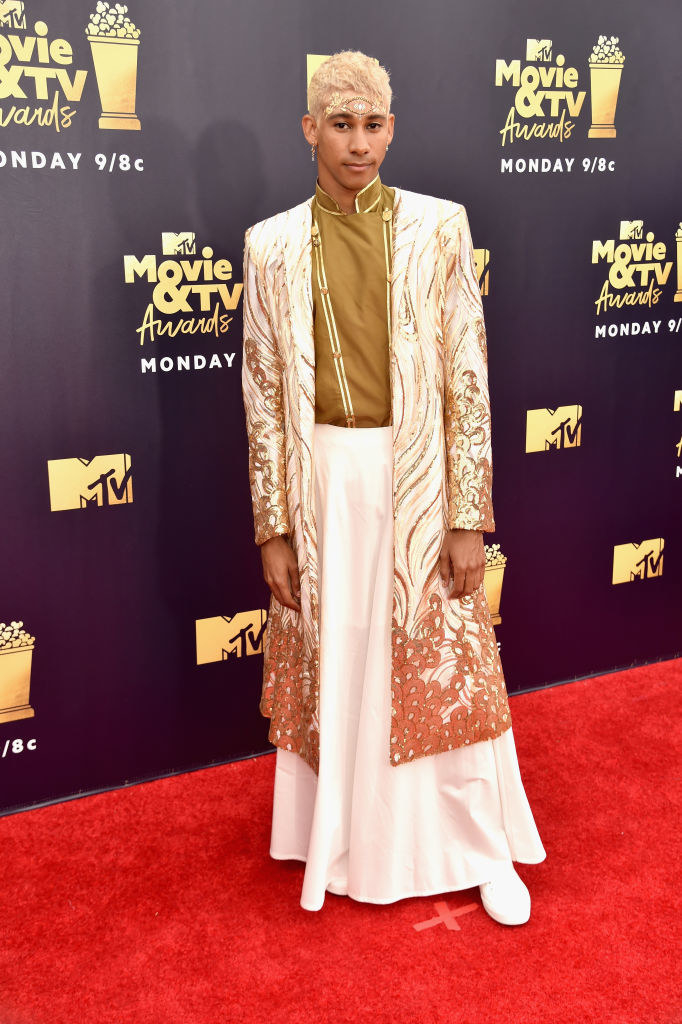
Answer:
439, 528, 485, 599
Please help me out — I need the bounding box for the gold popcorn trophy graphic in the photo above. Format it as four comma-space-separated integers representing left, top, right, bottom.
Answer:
588, 35, 625, 138
0, 621, 36, 724
483, 544, 506, 625
675, 223, 682, 302
474, 248, 490, 297
86, 2, 141, 131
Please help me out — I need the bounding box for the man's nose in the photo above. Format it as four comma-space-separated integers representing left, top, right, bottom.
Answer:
348, 130, 370, 153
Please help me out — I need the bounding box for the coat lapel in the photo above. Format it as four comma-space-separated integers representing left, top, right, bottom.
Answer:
280, 198, 316, 545
281, 197, 315, 393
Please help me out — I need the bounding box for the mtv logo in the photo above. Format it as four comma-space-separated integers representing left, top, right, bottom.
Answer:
525, 406, 582, 453
161, 232, 196, 256
612, 538, 664, 584
195, 611, 267, 664
620, 220, 643, 240
526, 39, 552, 62
474, 248, 490, 296
0, 1, 25, 28
674, 390, 682, 412
47, 455, 133, 511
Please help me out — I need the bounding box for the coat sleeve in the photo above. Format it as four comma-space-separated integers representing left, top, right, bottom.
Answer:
241, 226, 291, 546
440, 204, 496, 533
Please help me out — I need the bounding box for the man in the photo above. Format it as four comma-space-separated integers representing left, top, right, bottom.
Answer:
241, 50, 546, 923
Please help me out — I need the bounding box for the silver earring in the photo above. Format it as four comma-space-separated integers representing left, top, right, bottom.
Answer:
311, 143, 317, 161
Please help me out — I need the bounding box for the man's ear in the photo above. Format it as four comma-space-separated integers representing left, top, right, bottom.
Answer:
301, 113, 318, 147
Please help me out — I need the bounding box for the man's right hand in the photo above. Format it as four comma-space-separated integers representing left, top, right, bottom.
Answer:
259, 534, 301, 611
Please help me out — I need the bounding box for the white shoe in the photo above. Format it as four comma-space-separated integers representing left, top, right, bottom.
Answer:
479, 862, 531, 925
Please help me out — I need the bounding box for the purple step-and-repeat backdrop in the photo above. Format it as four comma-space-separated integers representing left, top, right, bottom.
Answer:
1, 0, 680, 815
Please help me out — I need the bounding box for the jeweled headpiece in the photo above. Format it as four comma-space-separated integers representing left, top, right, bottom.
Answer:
323, 92, 387, 117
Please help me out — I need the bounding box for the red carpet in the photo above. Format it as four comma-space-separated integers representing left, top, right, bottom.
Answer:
1, 659, 680, 1024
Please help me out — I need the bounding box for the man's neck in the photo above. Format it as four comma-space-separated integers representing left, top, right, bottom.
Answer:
315, 171, 364, 215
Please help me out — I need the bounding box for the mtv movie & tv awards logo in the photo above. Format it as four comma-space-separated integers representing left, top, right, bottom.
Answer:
0, 1, 144, 174
592, 221, 677, 314
494, 35, 625, 176
591, 219, 682, 344
123, 233, 244, 375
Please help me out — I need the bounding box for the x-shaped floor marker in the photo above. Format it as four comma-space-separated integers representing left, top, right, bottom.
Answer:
413, 900, 479, 931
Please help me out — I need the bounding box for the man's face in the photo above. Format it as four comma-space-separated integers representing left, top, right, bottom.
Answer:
305, 90, 395, 193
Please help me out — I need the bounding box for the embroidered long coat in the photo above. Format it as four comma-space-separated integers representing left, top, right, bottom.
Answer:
241, 186, 511, 773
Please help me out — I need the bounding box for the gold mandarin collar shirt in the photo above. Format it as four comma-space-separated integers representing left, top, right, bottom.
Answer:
311, 173, 395, 428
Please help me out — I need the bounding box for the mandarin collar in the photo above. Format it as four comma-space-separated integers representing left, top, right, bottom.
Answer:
314, 173, 383, 215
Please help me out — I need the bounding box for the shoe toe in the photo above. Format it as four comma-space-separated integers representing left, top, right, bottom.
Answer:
479, 865, 531, 926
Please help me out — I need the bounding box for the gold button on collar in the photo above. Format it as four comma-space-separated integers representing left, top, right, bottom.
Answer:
382, 209, 392, 221
311, 223, 319, 235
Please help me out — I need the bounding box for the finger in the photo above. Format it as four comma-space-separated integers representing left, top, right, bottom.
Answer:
270, 575, 289, 606
462, 571, 475, 596
276, 572, 299, 611
289, 562, 301, 603
460, 568, 478, 595
470, 568, 484, 593
439, 550, 451, 584
449, 569, 466, 599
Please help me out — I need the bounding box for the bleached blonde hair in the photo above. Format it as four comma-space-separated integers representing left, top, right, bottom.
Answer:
307, 50, 393, 123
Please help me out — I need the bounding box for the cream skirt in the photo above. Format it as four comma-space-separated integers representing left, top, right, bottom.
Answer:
270, 421, 546, 912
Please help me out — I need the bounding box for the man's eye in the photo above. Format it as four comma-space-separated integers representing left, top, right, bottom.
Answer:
332, 120, 381, 129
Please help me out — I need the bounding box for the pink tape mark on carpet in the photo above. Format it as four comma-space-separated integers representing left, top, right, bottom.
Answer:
413, 900, 479, 931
